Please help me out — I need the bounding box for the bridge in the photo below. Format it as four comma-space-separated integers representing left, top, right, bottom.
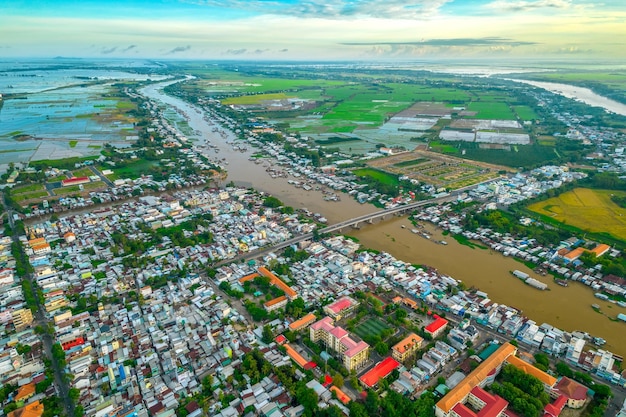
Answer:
215, 192, 458, 267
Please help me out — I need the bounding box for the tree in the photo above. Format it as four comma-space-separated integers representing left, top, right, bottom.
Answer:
69, 387, 80, 401
394, 308, 407, 321
296, 385, 319, 416
262, 325, 274, 344
333, 373, 344, 388
555, 362, 574, 378
375, 341, 389, 356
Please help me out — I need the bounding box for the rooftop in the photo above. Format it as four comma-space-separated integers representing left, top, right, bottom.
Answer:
359, 357, 400, 388
436, 343, 517, 413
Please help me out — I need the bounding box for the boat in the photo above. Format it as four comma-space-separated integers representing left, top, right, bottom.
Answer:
592, 337, 606, 346
591, 304, 600, 310
555, 279, 568, 287
401, 225, 406, 229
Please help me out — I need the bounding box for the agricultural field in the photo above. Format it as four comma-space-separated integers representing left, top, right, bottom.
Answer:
367, 149, 508, 190
513, 105, 539, 121
527, 188, 626, 241
353, 168, 400, 186
466, 101, 516, 120
353, 318, 391, 341
222, 93, 294, 105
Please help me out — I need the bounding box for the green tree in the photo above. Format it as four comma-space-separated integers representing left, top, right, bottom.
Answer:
262, 325, 274, 344
333, 373, 344, 388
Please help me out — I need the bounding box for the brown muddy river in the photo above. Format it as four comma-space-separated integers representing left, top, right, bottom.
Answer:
351, 217, 626, 357
144, 80, 626, 358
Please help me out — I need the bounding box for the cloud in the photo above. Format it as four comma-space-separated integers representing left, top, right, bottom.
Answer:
167, 45, 191, 54
191, 0, 452, 19
122, 45, 137, 52
484, 0, 572, 12
224, 48, 247, 55
341, 37, 538, 47
279, 49, 289, 53
101, 46, 117, 54
555, 45, 593, 54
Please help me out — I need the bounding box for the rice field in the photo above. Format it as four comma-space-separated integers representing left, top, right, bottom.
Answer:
466, 101, 517, 120
527, 188, 626, 241
354, 318, 390, 340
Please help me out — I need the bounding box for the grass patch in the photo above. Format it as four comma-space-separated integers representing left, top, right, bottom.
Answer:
71, 167, 93, 178
12, 184, 45, 194
354, 318, 390, 340
12, 190, 49, 202
527, 188, 626, 242
353, 168, 399, 186
393, 158, 429, 168
452, 234, 488, 249
110, 160, 158, 180
69, 140, 78, 148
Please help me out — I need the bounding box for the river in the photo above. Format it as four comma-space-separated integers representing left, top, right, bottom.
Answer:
141, 80, 626, 358
508, 78, 626, 116
350, 217, 626, 358
140, 81, 377, 224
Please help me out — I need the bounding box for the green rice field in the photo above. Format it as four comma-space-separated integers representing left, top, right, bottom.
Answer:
466, 101, 516, 120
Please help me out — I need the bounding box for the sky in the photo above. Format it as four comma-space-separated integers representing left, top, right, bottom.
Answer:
1, 0, 625, 60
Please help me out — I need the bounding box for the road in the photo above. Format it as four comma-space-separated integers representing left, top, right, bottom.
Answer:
1, 194, 75, 416
89, 165, 115, 187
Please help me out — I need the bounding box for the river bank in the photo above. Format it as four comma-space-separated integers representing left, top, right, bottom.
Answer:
508, 78, 626, 116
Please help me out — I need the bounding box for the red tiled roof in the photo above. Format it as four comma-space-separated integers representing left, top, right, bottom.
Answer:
425, 315, 448, 334
359, 357, 400, 388
554, 377, 587, 401
327, 298, 353, 314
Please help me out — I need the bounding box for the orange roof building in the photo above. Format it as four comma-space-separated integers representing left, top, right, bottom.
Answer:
329, 386, 351, 404
7, 400, 44, 417
14, 382, 36, 402
284, 343, 316, 369
435, 343, 517, 417
563, 247, 586, 262
263, 295, 288, 312
591, 243, 610, 257
505, 355, 557, 389
258, 267, 297, 300
289, 312, 317, 331
238, 273, 260, 284
392, 333, 424, 363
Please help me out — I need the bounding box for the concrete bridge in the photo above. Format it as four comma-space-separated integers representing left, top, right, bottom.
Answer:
215, 192, 457, 267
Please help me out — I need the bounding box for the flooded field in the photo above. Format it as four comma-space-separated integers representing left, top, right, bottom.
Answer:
0, 64, 167, 167
351, 217, 626, 357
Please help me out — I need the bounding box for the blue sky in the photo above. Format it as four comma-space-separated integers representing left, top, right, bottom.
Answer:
1, 0, 624, 60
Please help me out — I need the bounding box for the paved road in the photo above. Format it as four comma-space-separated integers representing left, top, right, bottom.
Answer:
89, 165, 115, 187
